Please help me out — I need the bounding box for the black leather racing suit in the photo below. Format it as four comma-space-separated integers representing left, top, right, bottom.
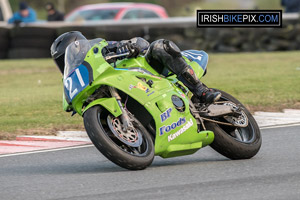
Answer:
102, 37, 221, 103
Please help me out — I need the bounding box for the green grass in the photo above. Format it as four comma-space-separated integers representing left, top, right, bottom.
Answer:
0, 59, 83, 139
202, 51, 300, 109
0, 51, 299, 139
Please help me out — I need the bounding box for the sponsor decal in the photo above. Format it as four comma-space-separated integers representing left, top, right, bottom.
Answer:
159, 117, 186, 136
160, 108, 172, 122
129, 82, 150, 93
177, 90, 186, 99
168, 118, 193, 142
147, 91, 155, 96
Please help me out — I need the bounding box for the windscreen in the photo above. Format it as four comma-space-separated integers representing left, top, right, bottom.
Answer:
64, 40, 91, 79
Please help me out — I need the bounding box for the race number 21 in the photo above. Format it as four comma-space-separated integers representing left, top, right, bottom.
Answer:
64, 67, 87, 100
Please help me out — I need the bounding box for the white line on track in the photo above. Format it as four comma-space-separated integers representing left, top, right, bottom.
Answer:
0, 123, 299, 158
0, 144, 94, 158
260, 123, 300, 130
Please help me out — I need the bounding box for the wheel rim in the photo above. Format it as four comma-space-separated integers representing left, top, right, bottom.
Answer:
230, 123, 255, 143
107, 115, 143, 147
97, 111, 150, 157
217, 97, 256, 144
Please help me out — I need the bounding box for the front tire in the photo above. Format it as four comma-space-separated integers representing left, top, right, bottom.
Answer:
84, 106, 154, 170
206, 89, 262, 159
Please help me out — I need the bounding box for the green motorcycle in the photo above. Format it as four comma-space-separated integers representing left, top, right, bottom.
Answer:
62, 39, 261, 170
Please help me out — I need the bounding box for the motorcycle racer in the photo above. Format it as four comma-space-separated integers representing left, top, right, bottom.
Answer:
51, 31, 221, 104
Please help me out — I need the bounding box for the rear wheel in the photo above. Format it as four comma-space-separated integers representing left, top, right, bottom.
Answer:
206, 89, 262, 159
84, 106, 154, 170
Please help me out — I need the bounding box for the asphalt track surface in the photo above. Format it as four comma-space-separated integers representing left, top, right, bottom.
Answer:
0, 125, 299, 200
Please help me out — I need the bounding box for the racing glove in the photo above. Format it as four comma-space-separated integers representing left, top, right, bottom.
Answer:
116, 42, 140, 58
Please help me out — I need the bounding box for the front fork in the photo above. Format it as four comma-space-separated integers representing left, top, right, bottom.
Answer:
108, 86, 133, 132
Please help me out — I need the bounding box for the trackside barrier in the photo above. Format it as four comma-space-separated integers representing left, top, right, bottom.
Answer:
0, 15, 299, 59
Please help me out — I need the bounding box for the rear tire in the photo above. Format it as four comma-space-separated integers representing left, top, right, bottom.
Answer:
84, 106, 154, 170
207, 89, 262, 159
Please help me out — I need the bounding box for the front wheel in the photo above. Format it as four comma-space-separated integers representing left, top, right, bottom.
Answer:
206, 89, 262, 160
84, 106, 154, 170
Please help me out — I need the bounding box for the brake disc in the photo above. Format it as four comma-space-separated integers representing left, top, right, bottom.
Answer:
107, 115, 143, 147
223, 102, 249, 128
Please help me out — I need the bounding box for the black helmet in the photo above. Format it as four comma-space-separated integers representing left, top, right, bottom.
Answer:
51, 31, 87, 74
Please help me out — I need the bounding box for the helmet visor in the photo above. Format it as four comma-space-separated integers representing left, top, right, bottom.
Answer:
54, 54, 65, 74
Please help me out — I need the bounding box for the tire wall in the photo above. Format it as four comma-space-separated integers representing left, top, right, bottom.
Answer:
0, 19, 300, 59
0, 28, 9, 59
8, 27, 56, 59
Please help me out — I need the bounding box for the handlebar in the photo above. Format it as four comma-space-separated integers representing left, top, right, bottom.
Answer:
104, 52, 130, 61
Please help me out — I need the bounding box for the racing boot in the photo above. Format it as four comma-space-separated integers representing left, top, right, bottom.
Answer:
194, 83, 222, 104
180, 65, 221, 104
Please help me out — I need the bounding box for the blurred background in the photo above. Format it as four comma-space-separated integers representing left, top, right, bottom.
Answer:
7, 0, 282, 19
0, 0, 298, 59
